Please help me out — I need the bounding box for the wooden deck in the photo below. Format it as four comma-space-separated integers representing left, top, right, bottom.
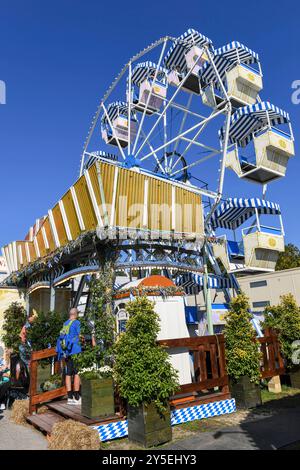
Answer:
47, 399, 123, 425
26, 399, 125, 436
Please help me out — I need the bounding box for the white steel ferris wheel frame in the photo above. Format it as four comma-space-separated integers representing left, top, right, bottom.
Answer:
79, 35, 233, 227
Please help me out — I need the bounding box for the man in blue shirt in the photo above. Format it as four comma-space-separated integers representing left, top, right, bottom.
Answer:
63, 308, 82, 405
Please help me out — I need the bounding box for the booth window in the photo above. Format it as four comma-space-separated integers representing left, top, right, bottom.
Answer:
252, 300, 270, 308
250, 280, 268, 288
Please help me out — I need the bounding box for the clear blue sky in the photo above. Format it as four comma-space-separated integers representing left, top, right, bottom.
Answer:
0, 0, 299, 247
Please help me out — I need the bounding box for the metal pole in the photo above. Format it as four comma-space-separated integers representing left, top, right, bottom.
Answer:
50, 284, 56, 312
203, 251, 213, 335
128, 61, 132, 156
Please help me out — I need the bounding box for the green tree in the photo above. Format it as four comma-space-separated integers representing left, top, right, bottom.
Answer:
74, 267, 116, 371
113, 296, 179, 413
224, 293, 261, 383
263, 294, 300, 370
276, 243, 300, 271
27, 310, 68, 351
2, 302, 27, 352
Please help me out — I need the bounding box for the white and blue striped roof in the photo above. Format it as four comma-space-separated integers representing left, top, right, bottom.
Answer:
201, 41, 260, 88
165, 28, 213, 73
176, 273, 232, 293
131, 61, 168, 86
211, 197, 281, 230
102, 101, 137, 124
215, 41, 259, 63
219, 101, 291, 147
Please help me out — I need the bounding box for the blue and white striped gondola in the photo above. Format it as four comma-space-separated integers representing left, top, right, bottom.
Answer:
200, 41, 262, 108
210, 197, 285, 273
165, 28, 213, 94
220, 101, 295, 184
131, 61, 168, 114
219, 101, 290, 147
101, 101, 137, 148
210, 197, 281, 230
131, 61, 168, 85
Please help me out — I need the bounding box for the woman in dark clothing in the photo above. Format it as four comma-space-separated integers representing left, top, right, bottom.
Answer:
0, 349, 11, 410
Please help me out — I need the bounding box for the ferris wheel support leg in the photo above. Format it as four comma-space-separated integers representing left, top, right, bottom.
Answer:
203, 252, 214, 336
205, 241, 231, 304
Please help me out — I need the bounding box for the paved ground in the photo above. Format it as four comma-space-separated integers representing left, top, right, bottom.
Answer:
0, 410, 48, 450
165, 391, 300, 450
104, 387, 300, 451
165, 408, 300, 450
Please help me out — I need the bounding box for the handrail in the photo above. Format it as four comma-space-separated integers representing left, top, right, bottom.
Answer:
29, 348, 66, 414
241, 224, 282, 237
254, 125, 292, 140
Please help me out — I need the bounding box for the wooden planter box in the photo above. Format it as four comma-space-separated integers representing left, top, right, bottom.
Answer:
128, 403, 172, 448
289, 368, 300, 389
230, 376, 262, 409
81, 377, 114, 419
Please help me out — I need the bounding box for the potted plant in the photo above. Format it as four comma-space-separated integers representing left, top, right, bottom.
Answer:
224, 293, 262, 408
113, 296, 179, 448
263, 294, 300, 388
78, 364, 114, 418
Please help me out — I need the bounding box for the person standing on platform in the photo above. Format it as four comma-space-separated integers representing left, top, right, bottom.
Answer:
56, 308, 82, 405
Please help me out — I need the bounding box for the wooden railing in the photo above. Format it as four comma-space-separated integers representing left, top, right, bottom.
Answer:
258, 328, 285, 378
29, 347, 66, 414
28, 348, 126, 417
28, 331, 284, 414
158, 334, 230, 406
159, 331, 285, 407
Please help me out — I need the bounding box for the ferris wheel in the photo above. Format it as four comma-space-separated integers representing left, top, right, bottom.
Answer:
80, 30, 233, 196
79, 27, 294, 282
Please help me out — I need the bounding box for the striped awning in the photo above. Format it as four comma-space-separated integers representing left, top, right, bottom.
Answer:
201, 41, 260, 88
165, 28, 213, 73
210, 197, 281, 230
215, 41, 259, 63
176, 273, 232, 294
219, 101, 291, 147
102, 101, 136, 124
131, 61, 168, 85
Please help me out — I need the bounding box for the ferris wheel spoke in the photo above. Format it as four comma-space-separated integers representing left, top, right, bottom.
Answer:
172, 94, 193, 160
135, 51, 206, 159
171, 151, 221, 177
170, 109, 220, 172
127, 61, 132, 156
140, 108, 224, 164
132, 39, 168, 155
140, 129, 166, 174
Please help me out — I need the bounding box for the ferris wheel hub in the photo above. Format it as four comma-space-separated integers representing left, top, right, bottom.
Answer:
123, 155, 142, 169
